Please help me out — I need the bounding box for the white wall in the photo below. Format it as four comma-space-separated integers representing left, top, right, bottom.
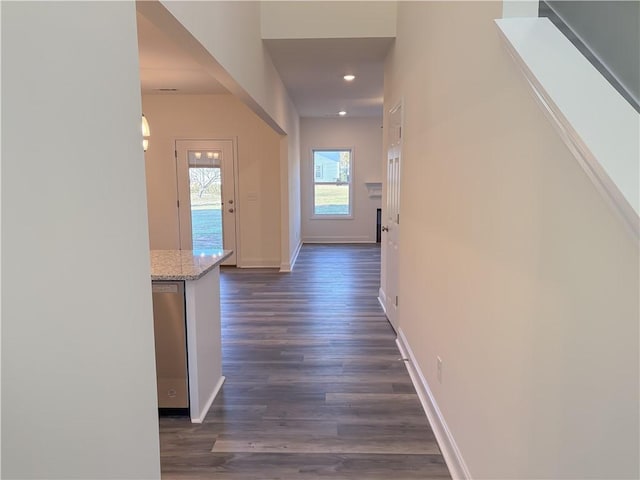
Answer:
261, 1, 396, 39
281, 121, 302, 270
159, 1, 297, 135
385, 2, 639, 478
2, 2, 160, 478
143, 94, 282, 267
300, 117, 382, 243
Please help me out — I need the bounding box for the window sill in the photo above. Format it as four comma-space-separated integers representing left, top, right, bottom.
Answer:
495, 17, 639, 239
310, 215, 354, 221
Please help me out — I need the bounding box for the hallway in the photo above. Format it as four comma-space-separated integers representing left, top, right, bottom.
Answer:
159, 244, 450, 479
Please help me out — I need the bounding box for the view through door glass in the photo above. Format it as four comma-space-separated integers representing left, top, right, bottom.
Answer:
188, 150, 223, 254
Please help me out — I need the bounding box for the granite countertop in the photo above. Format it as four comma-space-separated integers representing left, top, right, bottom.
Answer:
150, 249, 233, 281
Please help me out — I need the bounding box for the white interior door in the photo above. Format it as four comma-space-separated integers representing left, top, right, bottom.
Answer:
176, 139, 237, 265
384, 104, 402, 331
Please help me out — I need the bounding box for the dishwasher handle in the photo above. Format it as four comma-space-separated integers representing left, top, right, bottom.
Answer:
152, 282, 181, 294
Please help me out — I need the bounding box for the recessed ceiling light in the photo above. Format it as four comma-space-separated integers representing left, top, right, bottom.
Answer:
338, 110, 347, 116
343, 74, 355, 81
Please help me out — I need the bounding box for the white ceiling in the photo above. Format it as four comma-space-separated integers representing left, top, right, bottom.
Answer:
136, 13, 392, 117
137, 13, 228, 95
264, 38, 393, 118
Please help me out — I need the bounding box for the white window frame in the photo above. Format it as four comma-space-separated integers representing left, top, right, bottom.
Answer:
311, 148, 354, 219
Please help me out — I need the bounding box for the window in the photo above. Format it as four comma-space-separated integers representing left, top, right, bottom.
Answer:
312, 149, 352, 217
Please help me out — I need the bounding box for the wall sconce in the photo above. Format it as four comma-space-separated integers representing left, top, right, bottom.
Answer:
141, 114, 150, 152
207, 151, 220, 160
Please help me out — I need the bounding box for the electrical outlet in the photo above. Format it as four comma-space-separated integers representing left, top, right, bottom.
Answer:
437, 356, 443, 383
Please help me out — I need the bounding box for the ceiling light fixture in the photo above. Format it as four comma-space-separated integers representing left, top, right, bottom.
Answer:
338, 110, 347, 116
343, 74, 355, 81
194, 152, 202, 159
142, 114, 150, 152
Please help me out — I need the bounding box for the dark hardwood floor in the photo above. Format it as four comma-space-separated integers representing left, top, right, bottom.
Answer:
159, 243, 450, 479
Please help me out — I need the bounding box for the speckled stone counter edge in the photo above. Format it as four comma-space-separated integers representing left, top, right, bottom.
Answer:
150, 250, 233, 281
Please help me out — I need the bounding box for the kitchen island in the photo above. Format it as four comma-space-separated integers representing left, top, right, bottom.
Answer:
150, 249, 232, 423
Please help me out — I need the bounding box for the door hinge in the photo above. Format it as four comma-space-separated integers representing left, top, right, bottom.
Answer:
395, 295, 399, 307
177, 200, 180, 208
174, 150, 178, 159
396, 213, 400, 224
399, 126, 402, 139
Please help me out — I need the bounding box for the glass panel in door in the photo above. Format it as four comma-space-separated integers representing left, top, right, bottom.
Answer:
189, 166, 222, 255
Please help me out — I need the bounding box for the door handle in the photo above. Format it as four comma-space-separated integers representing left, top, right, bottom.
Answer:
381, 226, 389, 232
228, 208, 234, 213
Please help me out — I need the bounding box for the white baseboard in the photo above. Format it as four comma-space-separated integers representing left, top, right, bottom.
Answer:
396, 329, 471, 480
280, 240, 302, 272
191, 376, 225, 424
378, 288, 387, 314
302, 235, 375, 243
239, 258, 280, 268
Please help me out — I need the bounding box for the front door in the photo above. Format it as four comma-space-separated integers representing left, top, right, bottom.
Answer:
384, 104, 402, 331
176, 139, 237, 265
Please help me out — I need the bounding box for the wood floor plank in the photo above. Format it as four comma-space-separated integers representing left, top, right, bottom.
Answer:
159, 244, 450, 479
211, 434, 440, 455
162, 453, 450, 480
325, 393, 422, 405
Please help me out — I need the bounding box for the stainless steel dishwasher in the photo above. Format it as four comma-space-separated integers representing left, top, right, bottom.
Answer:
152, 281, 189, 414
